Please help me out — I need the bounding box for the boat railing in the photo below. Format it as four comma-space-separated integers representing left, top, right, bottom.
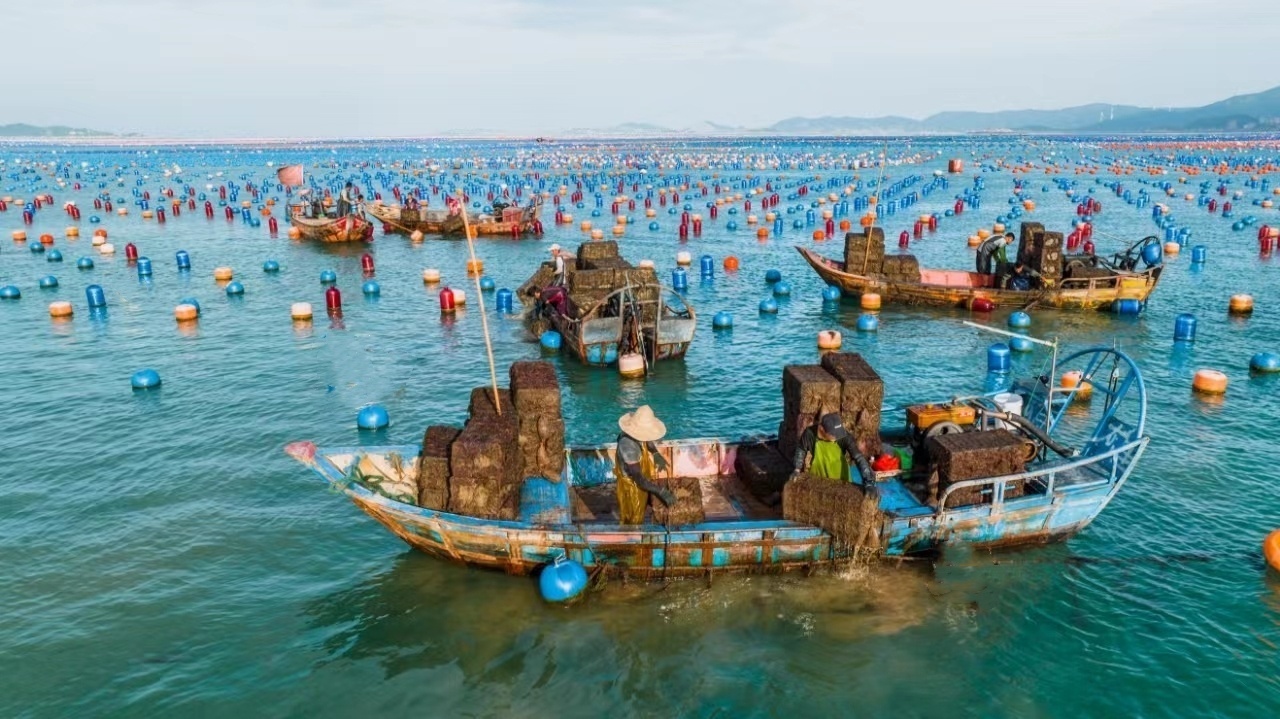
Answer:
936, 436, 1147, 512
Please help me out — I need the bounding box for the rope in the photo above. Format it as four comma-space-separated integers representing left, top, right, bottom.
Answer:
861, 143, 891, 274
459, 199, 504, 416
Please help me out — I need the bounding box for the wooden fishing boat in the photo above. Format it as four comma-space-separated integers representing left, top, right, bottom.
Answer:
798, 236, 1164, 311
365, 202, 453, 236
440, 202, 542, 237
286, 346, 1148, 579
288, 204, 373, 243
531, 284, 696, 366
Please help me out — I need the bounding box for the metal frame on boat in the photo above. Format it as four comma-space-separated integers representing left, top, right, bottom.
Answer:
287, 346, 1148, 578
533, 284, 696, 367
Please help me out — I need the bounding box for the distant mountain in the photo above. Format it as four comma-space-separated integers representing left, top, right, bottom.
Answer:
0, 123, 117, 137
758, 85, 1280, 135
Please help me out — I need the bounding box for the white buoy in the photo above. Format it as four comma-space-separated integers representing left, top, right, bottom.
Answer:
618, 353, 645, 378
291, 302, 313, 321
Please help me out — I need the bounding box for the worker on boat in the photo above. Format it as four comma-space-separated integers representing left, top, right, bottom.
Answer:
549, 243, 566, 286
1007, 262, 1040, 291
614, 405, 677, 524
791, 412, 875, 485
976, 233, 1012, 279
404, 193, 419, 211
337, 182, 356, 216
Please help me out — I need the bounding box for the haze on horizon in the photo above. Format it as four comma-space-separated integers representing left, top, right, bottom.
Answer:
6, 0, 1278, 138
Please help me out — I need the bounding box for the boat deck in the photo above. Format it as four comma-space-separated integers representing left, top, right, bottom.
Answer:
569, 475, 780, 524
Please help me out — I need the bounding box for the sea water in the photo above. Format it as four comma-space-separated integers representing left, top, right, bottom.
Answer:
2, 137, 1279, 716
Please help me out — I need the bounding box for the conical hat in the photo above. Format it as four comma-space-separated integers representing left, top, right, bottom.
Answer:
618, 405, 666, 443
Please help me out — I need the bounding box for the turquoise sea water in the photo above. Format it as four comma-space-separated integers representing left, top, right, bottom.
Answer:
2, 138, 1279, 717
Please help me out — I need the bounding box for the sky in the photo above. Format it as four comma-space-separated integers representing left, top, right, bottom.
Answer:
5, 0, 1280, 137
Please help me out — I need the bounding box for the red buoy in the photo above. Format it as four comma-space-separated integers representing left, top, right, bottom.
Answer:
156, 209, 165, 223
1083, 239, 1095, 255
969, 297, 995, 313
912, 220, 923, 239
268, 216, 279, 234
439, 287, 456, 313
899, 231, 910, 249
204, 201, 214, 218
125, 242, 139, 262
325, 285, 342, 314
928, 215, 938, 231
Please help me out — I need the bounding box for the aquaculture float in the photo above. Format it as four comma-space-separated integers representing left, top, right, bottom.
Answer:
800, 223, 1164, 312
517, 241, 695, 369
286, 345, 1149, 581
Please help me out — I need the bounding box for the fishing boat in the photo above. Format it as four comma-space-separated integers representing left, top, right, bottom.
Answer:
800, 228, 1164, 311
286, 345, 1148, 579
288, 204, 374, 243
518, 242, 695, 367
440, 201, 542, 237
364, 202, 453, 236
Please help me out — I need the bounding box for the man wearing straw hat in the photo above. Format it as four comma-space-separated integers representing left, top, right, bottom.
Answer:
615, 406, 676, 524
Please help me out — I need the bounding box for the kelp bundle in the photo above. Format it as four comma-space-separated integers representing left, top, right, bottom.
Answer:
782, 473, 884, 554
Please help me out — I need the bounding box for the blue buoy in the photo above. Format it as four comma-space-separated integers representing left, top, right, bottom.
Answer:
987, 343, 1012, 373
320, 269, 337, 284
46, 249, 63, 262
759, 298, 779, 314
137, 257, 153, 277
175, 250, 191, 270
179, 297, 201, 314
1141, 243, 1163, 267
356, 404, 390, 430
479, 276, 496, 291
361, 280, 380, 296
1191, 245, 1207, 263
772, 281, 792, 297
263, 260, 280, 273
225, 280, 245, 296
38, 275, 58, 289
89, 216, 100, 223
1112, 298, 1142, 315
0, 285, 20, 299
856, 314, 879, 332
699, 255, 714, 278
538, 555, 588, 603
1008, 311, 1031, 329
1009, 336, 1034, 353
76, 256, 94, 270
821, 285, 842, 302
495, 288, 514, 313
1250, 352, 1280, 373
726, 220, 738, 231
648, 221, 660, 231
85, 284, 106, 308
1173, 313, 1197, 342
712, 311, 733, 329
671, 267, 688, 291
540, 330, 563, 350
130, 369, 161, 390
764, 268, 782, 283
30, 242, 45, 254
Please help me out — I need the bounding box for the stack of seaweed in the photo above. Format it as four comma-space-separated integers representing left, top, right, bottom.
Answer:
509, 361, 566, 482
1016, 222, 1064, 280
880, 254, 921, 284
735, 443, 793, 503
416, 425, 461, 510
449, 388, 521, 519
649, 476, 706, 526
778, 365, 841, 461
576, 240, 620, 269
782, 473, 883, 552
843, 228, 886, 275
820, 353, 883, 453
925, 429, 1028, 507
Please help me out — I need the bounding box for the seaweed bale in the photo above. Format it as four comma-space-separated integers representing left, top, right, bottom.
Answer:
820, 352, 884, 453
843, 228, 886, 275
782, 473, 883, 553
448, 414, 521, 519
1017, 221, 1045, 266
510, 361, 566, 481
417, 425, 461, 510
468, 386, 513, 420
649, 476, 706, 526
778, 365, 841, 461
1036, 231, 1064, 280
880, 254, 920, 284
925, 429, 1028, 507
510, 361, 562, 416
576, 240, 619, 268
734, 443, 794, 503
447, 476, 521, 520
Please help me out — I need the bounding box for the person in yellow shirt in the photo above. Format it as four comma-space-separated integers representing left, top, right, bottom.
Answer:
614, 405, 676, 524
791, 413, 874, 484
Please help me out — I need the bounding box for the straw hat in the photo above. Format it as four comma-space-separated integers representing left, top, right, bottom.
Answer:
618, 405, 666, 442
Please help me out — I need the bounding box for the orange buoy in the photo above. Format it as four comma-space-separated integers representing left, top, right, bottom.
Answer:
1163, 242, 1180, 255
12, 230, 27, 241
65, 226, 79, 237
1060, 370, 1093, 401
967, 235, 981, 247
839, 219, 851, 231
213, 267, 234, 281
466, 259, 484, 274
817, 330, 843, 350
860, 293, 881, 310
580, 220, 592, 231
1264, 530, 1280, 572
723, 256, 740, 271
1229, 294, 1254, 315
287, 226, 302, 239
174, 304, 199, 322
756, 227, 769, 240
410, 230, 424, 242
977, 228, 991, 240
49, 301, 73, 318
1192, 369, 1228, 395
590, 229, 604, 240
40, 233, 54, 245
813, 229, 826, 241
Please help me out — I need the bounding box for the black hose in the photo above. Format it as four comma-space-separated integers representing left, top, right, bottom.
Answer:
981, 410, 1076, 458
